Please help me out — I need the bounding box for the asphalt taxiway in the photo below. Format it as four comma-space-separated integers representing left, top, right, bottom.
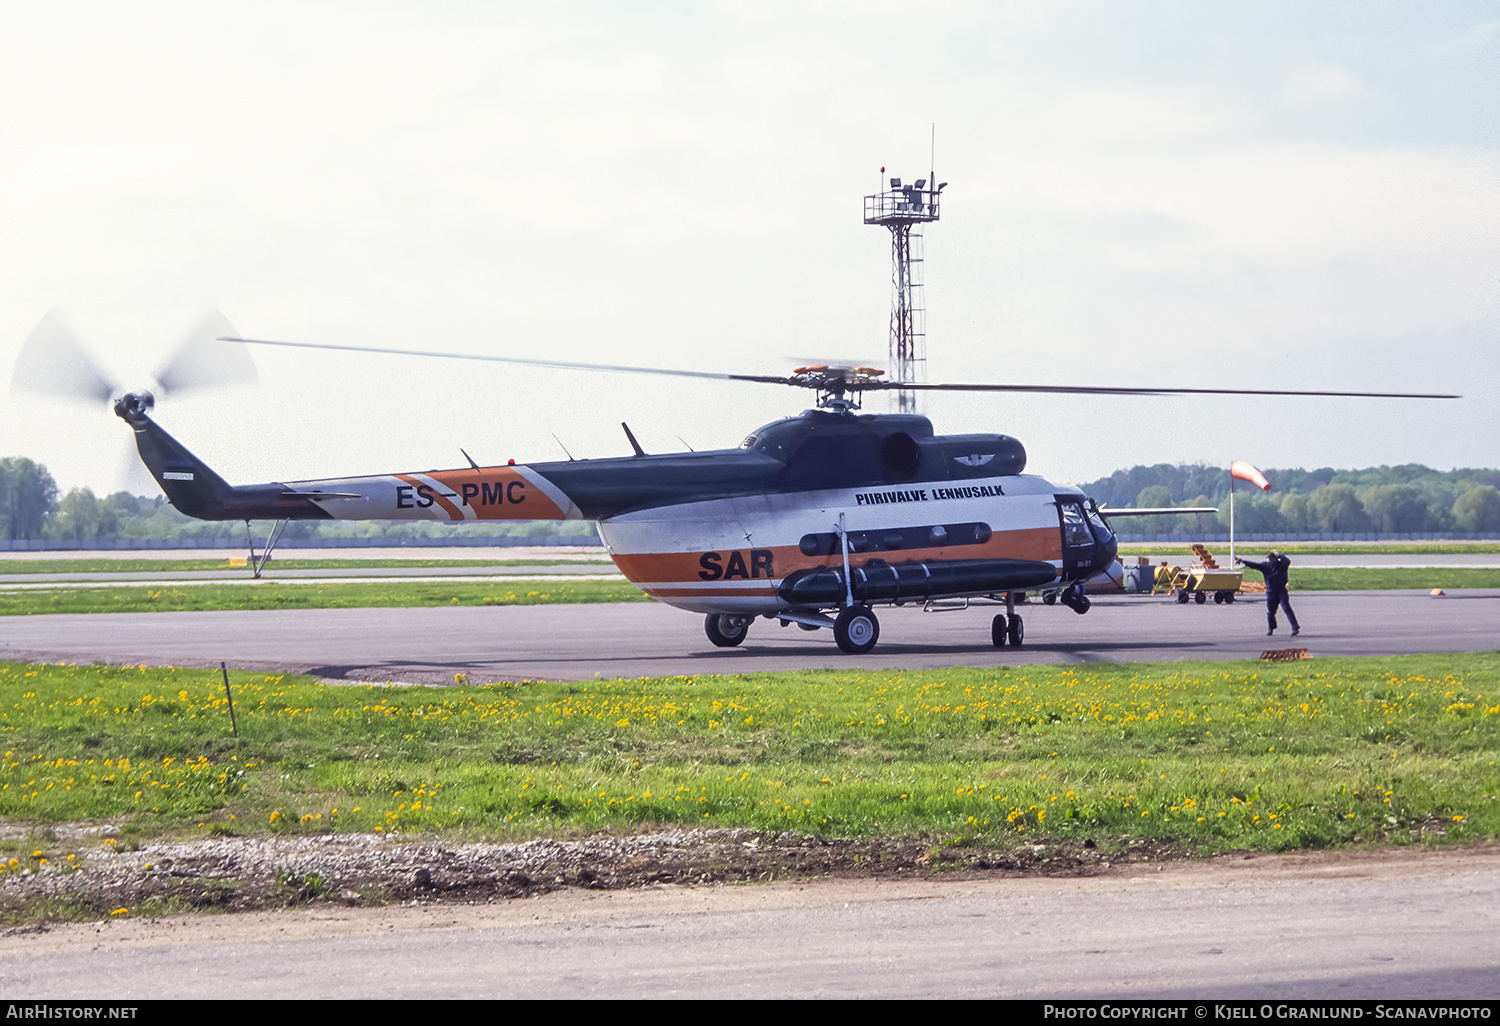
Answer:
3, 589, 1495, 682
2, 573, 1495, 1000
3, 551, 1494, 590
3, 846, 1496, 999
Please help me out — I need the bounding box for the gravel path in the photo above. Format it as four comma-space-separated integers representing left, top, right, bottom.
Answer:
1, 825, 1137, 921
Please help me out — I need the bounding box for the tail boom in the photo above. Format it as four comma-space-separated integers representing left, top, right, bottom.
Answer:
115, 394, 580, 522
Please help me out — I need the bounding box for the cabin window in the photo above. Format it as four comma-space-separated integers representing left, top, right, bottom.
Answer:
799, 521, 991, 556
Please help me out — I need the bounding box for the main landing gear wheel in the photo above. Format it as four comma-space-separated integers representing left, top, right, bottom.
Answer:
704, 613, 750, 648
991, 613, 1008, 648
833, 605, 879, 654
1008, 613, 1024, 647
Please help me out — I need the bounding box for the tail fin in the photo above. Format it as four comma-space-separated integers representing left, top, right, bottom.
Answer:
114, 392, 329, 521
114, 393, 235, 517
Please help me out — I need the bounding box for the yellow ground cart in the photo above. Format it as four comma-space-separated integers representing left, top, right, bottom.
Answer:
1152, 545, 1244, 604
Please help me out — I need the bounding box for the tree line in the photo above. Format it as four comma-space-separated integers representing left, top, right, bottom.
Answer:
1080, 462, 1500, 535
0, 457, 588, 542
4, 455, 1499, 541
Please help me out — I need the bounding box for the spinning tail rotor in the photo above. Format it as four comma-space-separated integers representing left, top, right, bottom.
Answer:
11, 309, 259, 493
13, 308, 257, 405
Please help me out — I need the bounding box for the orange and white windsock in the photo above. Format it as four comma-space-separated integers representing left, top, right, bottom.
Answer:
1230, 460, 1271, 491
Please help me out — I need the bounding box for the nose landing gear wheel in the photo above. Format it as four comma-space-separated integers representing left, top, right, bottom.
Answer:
833, 605, 879, 654
991, 613, 1008, 647
1008, 613, 1024, 647
705, 613, 750, 647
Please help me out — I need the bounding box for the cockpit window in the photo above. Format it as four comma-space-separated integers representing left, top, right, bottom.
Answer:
740, 419, 813, 461
799, 521, 991, 556
1059, 500, 1092, 548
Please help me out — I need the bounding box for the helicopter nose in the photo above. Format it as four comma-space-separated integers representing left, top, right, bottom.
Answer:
1092, 515, 1118, 571
1098, 528, 1117, 570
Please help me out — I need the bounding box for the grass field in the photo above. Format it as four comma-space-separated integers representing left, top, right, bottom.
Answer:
1, 654, 1494, 861
1, 569, 1496, 616
0, 557, 611, 575
0, 580, 648, 616
1265, 569, 1500, 590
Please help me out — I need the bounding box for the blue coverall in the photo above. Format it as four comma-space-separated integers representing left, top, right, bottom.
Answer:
1241, 553, 1300, 635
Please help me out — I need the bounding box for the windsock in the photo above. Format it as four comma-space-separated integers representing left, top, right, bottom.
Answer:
1231, 460, 1271, 491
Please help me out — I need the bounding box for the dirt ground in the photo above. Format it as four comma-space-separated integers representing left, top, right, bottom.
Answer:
2, 827, 1494, 955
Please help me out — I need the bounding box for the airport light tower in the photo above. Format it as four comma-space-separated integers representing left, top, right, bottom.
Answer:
864, 170, 946, 413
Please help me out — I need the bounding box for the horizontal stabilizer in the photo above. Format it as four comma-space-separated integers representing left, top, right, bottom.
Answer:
1096, 507, 1217, 517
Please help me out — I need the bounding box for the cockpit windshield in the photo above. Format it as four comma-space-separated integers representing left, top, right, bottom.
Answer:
1059, 501, 1092, 549
739, 418, 813, 461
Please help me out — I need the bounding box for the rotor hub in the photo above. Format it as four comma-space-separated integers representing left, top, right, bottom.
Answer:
113, 391, 156, 424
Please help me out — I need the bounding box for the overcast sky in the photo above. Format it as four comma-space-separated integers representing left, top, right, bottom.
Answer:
3, 1, 1496, 496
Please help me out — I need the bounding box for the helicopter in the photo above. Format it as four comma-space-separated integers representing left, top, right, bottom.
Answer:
103, 337, 1458, 655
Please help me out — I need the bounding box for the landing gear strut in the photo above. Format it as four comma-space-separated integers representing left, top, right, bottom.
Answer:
991, 612, 1024, 647
992, 591, 1025, 647
704, 613, 751, 647
833, 605, 879, 654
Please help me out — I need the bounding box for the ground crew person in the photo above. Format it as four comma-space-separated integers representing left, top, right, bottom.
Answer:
1235, 550, 1300, 637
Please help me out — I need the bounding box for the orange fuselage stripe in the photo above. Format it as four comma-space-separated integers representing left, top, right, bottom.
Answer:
411, 468, 567, 520
610, 527, 1061, 586
642, 587, 781, 597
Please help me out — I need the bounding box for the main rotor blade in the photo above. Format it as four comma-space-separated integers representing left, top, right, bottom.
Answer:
10, 311, 117, 403
1096, 506, 1219, 517
877, 381, 1461, 400
221, 336, 1459, 400
156, 309, 258, 395
222, 336, 794, 387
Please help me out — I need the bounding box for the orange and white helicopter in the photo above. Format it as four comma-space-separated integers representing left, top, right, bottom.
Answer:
101, 336, 1457, 655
